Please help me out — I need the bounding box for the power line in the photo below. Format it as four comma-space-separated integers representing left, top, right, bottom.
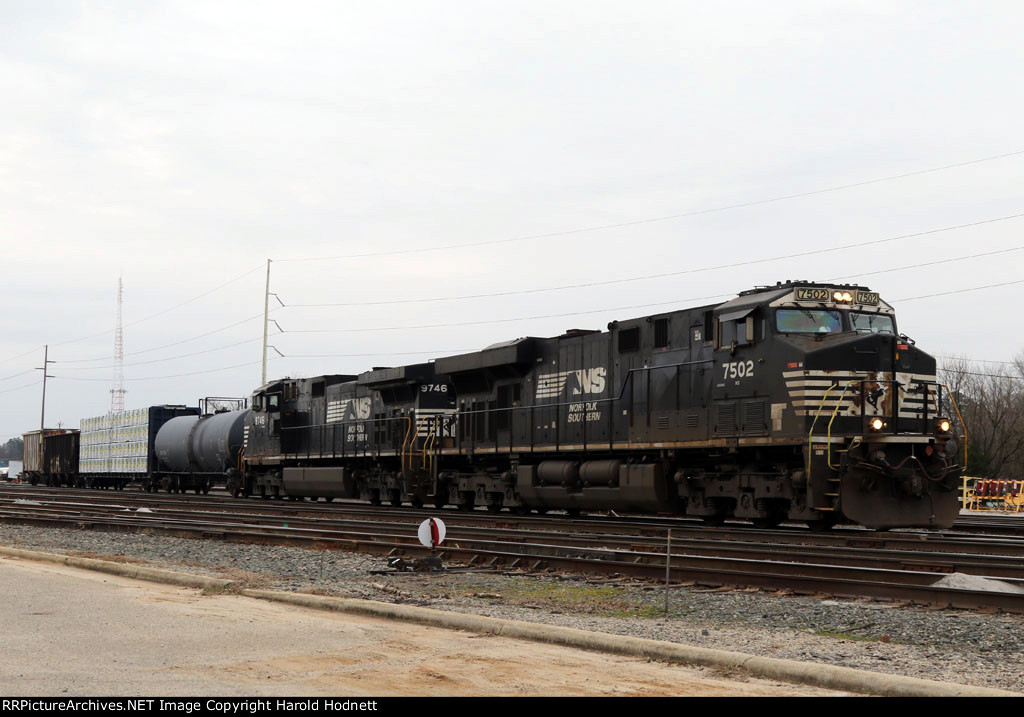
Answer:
281, 349, 476, 359
897, 279, 1024, 302
0, 369, 35, 384
828, 246, 1024, 281
936, 356, 1018, 366
0, 264, 265, 367
0, 346, 44, 368
284, 274, 1024, 337
53, 337, 265, 371
0, 380, 42, 395
284, 294, 733, 334
49, 263, 266, 350
940, 370, 1024, 382
286, 213, 1024, 309
58, 310, 280, 364
276, 148, 1024, 263
53, 360, 271, 382
51, 349, 480, 381
5, 147, 1023, 366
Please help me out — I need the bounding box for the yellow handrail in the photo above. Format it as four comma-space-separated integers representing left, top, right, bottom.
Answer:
806, 382, 838, 478
940, 383, 968, 470
826, 381, 855, 469
400, 416, 414, 474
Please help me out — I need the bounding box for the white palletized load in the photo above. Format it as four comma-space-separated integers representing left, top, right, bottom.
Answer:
79, 408, 153, 475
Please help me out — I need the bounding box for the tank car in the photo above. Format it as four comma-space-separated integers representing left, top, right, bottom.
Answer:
152, 406, 249, 493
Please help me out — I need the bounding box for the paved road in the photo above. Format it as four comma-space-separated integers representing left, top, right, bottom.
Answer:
0, 557, 845, 696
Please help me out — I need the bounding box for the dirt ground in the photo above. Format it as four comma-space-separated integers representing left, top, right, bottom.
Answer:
0, 557, 850, 696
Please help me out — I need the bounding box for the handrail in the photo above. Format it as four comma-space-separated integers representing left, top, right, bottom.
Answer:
806, 382, 838, 479
421, 415, 439, 475
826, 381, 855, 469
940, 383, 968, 470
400, 416, 414, 474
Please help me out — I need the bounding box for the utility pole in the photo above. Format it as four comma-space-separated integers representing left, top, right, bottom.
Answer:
38, 345, 54, 430
261, 259, 271, 386
110, 275, 126, 413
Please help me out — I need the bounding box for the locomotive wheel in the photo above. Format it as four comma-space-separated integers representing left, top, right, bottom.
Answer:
410, 495, 424, 509
701, 515, 726, 527
259, 485, 268, 500
369, 490, 382, 507
806, 519, 835, 532
230, 485, 241, 498
486, 503, 502, 513
324, 496, 334, 503
566, 508, 581, 517
194, 485, 203, 495
388, 490, 402, 507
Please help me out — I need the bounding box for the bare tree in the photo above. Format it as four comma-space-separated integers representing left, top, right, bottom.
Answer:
940, 351, 1024, 479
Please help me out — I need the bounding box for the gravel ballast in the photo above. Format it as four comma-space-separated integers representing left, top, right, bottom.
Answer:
2, 523, 1022, 692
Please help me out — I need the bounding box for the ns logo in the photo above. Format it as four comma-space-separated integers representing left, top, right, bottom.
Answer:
573, 367, 607, 395
535, 367, 608, 400
351, 397, 372, 419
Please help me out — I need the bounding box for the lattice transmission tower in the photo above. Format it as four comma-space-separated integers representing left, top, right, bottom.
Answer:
110, 275, 126, 413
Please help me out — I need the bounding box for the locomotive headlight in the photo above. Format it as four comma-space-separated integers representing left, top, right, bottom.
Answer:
832, 291, 853, 303
842, 292, 853, 302
938, 419, 951, 433
870, 417, 884, 431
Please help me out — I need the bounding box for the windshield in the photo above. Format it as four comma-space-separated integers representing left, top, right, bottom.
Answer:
851, 312, 895, 334
776, 309, 842, 334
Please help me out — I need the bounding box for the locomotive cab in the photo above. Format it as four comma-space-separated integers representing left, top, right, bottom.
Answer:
715, 281, 963, 529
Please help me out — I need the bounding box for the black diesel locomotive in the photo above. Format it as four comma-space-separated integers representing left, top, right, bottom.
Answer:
238, 281, 962, 530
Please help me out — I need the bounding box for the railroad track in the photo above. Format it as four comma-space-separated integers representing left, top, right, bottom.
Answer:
5, 484, 1024, 555
2, 485, 1024, 613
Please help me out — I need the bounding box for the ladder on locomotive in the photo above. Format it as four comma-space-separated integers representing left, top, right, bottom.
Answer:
400, 413, 443, 484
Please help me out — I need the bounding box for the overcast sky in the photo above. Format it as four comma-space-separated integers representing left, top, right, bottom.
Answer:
2, 1, 1022, 439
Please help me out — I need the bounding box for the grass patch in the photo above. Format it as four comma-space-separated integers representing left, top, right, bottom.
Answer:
212, 566, 275, 590
471, 580, 657, 616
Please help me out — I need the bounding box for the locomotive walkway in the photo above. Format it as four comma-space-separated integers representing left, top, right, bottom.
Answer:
3, 485, 1024, 613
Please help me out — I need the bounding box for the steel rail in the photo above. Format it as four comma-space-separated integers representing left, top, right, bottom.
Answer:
2, 500, 1024, 613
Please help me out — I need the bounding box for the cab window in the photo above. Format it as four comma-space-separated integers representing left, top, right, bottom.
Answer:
851, 312, 895, 334
717, 314, 755, 349
776, 309, 842, 334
